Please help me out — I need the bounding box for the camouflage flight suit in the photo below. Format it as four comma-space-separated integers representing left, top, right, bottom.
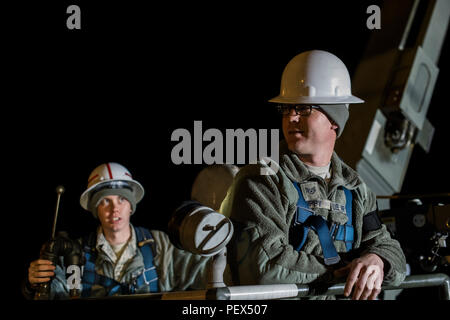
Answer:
221, 141, 406, 299
23, 224, 211, 299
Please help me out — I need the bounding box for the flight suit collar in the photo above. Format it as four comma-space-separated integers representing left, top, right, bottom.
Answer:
278, 140, 361, 192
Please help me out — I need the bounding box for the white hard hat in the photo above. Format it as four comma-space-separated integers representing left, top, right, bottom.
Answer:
80, 162, 144, 211
269, 50, 364, 105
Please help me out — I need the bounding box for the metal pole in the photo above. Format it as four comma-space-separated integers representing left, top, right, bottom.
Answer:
215, 273, 450, 300
96, 273, 450, 300
51, 185, 65, 239
382, 273, 449, 300
377, 192, 450, 199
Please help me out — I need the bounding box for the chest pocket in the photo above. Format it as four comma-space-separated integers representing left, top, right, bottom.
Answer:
289, 182, 353, 266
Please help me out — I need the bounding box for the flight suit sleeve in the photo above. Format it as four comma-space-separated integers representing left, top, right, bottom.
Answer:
152, 230, 212, 291
356, 186, 407, 286
21, 260, 71, 300
49, 263, 71, 299
222, 165, 330, 285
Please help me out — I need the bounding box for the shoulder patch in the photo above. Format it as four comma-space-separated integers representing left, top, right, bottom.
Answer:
299, 181, 321, 201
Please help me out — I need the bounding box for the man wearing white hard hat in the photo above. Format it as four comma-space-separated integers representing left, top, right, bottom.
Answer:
24, 162, 210, 299
221, 50, 407, 300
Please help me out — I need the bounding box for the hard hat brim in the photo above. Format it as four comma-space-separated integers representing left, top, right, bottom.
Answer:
80, 179, 145, 211
268, 95, 364, 105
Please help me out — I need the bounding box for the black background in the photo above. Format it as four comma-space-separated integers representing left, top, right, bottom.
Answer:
5, 0, 449, 307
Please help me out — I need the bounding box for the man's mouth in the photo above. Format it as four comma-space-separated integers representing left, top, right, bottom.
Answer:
288, 129, 304, 135
112, 217, 121, 222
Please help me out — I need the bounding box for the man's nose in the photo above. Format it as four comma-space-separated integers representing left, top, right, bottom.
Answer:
287, 109, 301, 122
110, 200, 120, 211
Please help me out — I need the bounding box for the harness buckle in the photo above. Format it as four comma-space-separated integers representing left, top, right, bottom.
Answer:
142, 266, 157, 285
293, 206, 315, 226
324, 255, 341, 266
330, 222, 339, 240
138, 239, 154, 247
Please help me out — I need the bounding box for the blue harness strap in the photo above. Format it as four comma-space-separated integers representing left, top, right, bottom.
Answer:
304, 214, 341, 265
133, 227, 159, 293
342, 188, 353, 251
81, 226, 159, 297
291, 182, 354, 265
81, 249, 127, 298
292, 182, 313, 252
327, 188, 353, 252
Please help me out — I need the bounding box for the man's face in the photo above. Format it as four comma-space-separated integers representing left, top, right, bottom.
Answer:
282, 106, 337, 157
97, 195, 132, 234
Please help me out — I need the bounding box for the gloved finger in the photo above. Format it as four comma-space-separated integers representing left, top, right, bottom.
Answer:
30, 259, 54, 268
360, 271, 377, 300
30, 276, 52, 284
344, 263, 362, 297
29, 271, 54, 285
352, 266, 371, 300
34, 264, 56, 271
367, 287, 381, 300
35, 259, 55, 265
34, 270, 55, 278
368, 274, 383, 300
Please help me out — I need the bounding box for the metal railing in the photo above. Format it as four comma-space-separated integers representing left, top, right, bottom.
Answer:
103, 273, 449, 300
